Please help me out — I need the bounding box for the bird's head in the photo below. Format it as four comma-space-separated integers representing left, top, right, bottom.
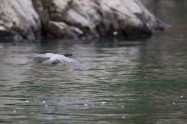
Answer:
63, 53, 72, 57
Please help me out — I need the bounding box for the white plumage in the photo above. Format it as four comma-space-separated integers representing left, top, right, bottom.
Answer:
30, 52, 87, 71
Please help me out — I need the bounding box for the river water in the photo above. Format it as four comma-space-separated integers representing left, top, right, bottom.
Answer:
0, 1, 187, 124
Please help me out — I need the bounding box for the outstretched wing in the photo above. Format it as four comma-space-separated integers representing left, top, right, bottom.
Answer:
58, 56, 87, 71
29, 52, 54, 58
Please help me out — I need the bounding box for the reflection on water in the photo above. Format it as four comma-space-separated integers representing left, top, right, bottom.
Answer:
0, 1, 187, 124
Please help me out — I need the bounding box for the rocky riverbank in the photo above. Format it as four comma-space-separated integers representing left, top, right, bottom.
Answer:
0, 0, 167, 41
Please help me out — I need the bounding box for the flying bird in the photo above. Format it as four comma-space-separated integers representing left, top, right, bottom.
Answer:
30, 52, 87, 71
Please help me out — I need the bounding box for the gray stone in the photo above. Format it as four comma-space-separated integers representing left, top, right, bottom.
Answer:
0, 0, 40, 41
0, 0, 166, 41
49, 21, 83, 39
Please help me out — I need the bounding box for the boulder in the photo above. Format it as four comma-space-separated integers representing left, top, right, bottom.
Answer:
0, 0, 166, 41
36, 0, 166, 39
48, 21, 83, 39
0, 0, 41, 41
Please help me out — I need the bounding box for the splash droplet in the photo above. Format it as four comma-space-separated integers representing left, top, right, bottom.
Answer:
180, 96, 184, 98
101, 101, 106, 106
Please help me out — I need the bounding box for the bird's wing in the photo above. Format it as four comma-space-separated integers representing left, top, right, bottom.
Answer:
29, 52, 54, 58
58, 56, 87, 71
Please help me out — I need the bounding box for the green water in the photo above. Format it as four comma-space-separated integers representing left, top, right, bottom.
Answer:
0, 1, 187, 124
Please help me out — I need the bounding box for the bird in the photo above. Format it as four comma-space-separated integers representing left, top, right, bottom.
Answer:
29, 52, 87, 71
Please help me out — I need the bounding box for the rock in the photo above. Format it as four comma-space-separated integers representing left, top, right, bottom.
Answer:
48, 21, 83, 39
41, 0, 165, 39
0, 25, 11, 37
0, 0, 166, 41
0, 0, 41, 41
